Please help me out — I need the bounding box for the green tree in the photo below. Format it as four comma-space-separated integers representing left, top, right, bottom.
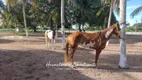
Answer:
132, 23, 142, 31
19, 0, 38, 37
5, 0, 37, 37
48, 0, 66, 48
101, 0, 119, 45
131, 5, 142, 18
22, 0, 29, 37
67, 0, 100, 32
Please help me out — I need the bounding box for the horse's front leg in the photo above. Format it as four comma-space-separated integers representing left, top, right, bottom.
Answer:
53, 39, 56, 43
45, 36, 48, 47
51, 39, 55, 49
95, 49, 102, 68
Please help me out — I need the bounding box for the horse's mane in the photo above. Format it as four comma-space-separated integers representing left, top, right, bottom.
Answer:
97, 24, 117, 40
100, 25, 115, 33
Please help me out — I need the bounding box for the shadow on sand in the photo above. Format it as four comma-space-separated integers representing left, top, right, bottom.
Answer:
0, 49, 95, 80
0, 39, 14, 44
110, 34, 142, 44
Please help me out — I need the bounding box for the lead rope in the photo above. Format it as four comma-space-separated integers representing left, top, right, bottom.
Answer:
114, 24, 120, 36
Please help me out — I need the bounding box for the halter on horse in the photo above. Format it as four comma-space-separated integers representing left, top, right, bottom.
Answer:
64, 23, 121, 68
45, 30, 56, 48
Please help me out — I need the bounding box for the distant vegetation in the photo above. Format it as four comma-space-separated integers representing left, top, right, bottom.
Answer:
126, 23, 142, 32
0, 0, 117, 33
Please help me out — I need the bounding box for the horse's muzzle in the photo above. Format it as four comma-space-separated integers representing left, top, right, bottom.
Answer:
118, 35, 121, 39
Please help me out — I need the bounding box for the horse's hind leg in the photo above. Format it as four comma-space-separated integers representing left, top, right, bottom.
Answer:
64, 43, 68, 63
69, 46, 77, 65
95, 50, 102, 68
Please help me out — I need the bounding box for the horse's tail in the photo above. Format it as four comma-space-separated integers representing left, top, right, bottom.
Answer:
53, 30, 56, 39
64, 41, 69, 63
53, 30, 56, 43
45, 31, 48, 46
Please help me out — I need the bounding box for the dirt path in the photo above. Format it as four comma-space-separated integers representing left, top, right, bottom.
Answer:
0, 33, 142, 80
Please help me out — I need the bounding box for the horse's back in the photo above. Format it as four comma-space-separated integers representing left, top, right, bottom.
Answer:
68, 32, 84, 37
45, 30, 55, 39
67, 32, 84, 40
66, 32, 85, 46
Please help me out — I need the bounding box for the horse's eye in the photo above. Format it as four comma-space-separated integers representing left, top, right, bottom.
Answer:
119, 28, 121, 31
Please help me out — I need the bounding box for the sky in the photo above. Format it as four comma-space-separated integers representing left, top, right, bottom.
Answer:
115, 0, 142, 26
1, 0, 142, 26
127, 0, 142, 26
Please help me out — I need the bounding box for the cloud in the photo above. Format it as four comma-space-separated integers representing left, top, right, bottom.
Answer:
128, 19, 136, 26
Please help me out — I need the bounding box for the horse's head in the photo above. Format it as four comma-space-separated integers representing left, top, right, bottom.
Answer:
113, 23, 121, 39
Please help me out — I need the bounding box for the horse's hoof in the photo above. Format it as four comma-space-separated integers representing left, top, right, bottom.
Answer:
71, 65, 75, 68
69, 64, 75, 68
118, 66, 129, 69
94, 64, 98, 69
66, 62, 75, 68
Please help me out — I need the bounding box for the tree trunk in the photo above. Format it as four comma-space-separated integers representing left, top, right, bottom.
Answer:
23, 1, 29, 38
119, 0, 128, 68
61, 0, 66, 49
55, 24, 58, 39
106, 0, 113, 46
82, 24, 85, 32
16, 27, 19, 32
33, 26, 37, 32
78, 24, 82, 32
107, 0, 113, 28
7, 3, 10, 12
50, 17, 53, 30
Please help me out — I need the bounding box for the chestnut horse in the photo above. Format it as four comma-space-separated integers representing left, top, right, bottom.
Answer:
45, 30, 56, 48
64, 23, 121, 67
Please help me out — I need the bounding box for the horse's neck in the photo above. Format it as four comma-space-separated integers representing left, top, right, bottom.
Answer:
101, 27, 114, 40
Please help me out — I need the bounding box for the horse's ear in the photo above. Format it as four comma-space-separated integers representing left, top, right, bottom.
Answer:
117, 23, 119, 27
115, 23, 121, 31
115, 23, 119, 28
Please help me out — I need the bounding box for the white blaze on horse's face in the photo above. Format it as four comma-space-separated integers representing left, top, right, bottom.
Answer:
105, 29, 113, 39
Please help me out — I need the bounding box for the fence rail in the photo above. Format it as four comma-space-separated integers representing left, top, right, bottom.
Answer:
126, 32, 142, 35
64, 30, 142, 35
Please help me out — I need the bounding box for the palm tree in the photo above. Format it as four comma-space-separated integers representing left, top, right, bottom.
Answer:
0, 0, 5, 27
19, 0, 38, 37
0, 1, 5, 15
102, 0, 119, 46
3, 0, 21, 30
107, 0, 114, 28
61, 0, 66, 49
5, 0, 37, 37
48, 0, 66, 49
101, 0, 119, 27
119, 0, 128, 68
130, 5, 142, 18
22, 0, 29, 37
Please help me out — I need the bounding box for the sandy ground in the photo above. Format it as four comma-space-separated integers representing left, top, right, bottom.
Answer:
0, 32, 142, 80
